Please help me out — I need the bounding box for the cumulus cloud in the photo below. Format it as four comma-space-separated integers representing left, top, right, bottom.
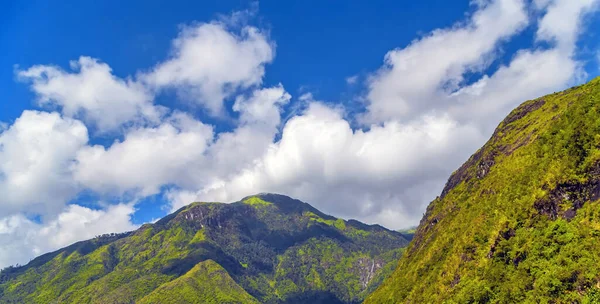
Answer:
450, 0, 598, 130
0, 111, 88, 216
83, 85, 291, 213
18, 18, 275, 131
75, 85, 290, 199
2, 0, 599, 268
0, 203, 136, 269
536, 0, 599, 51
206, 85, 290, 175
166, 0, 599, 229
0, 112, 139, 269
451, 49, 579, 130
18, 57, 162, 133
233, 84, 290, 127
74, 112, 214, 196
365, 0, 528, 123
169, 103, 481, 223
141, 22, 274, 115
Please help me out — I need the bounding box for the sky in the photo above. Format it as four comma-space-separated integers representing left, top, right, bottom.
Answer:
0, 0, 599, 268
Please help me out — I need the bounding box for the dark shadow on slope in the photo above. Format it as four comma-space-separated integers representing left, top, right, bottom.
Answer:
262, 223, 351, 253
160, 242, 243, 277
282, 290, 348, 304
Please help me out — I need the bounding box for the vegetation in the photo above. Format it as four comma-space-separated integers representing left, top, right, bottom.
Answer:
0, 193, 409, 304
367, 77, 600, 303
138, 260, 259, 304
8, 74, 598, 304
397, 228, 416, 242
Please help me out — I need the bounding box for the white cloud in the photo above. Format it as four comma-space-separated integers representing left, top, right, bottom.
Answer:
74, 85, 290, 199
450, 0, 598, 130
233, 84, 291, 127
365, 0, 528, 123
74, 112, 214, 196
166, 189, 201, 212
345, 75, 359, 85
450, 48, 581, 131
2, 1, 600, 271
0, 203, 136, 269
533, 0, 552, 9
165, 0, 599, 229
0, 111, 88, 216
141, 22, 274, 115
18, 18, 275, 130
536, 0, 599, 51
207, 85, 290, 175
18, 57, 163, 133
167, 103, 482, 227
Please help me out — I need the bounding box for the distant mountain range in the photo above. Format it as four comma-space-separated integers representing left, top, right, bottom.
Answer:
5, 77, 600, 304
0, 193, 408, 304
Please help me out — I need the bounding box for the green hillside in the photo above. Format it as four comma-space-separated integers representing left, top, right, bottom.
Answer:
367, 78, 600, 303
0, 194, 408, 304
138, 260, 259, 304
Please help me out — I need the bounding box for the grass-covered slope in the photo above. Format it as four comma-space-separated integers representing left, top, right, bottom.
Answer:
138, 260, 259, 304
367, 77, 600, 303
0, 193, 408, 304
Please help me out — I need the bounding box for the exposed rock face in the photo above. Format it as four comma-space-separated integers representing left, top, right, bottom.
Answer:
533, 174, 600, 220
358, 257, 384, 288
441, 99, 547, 199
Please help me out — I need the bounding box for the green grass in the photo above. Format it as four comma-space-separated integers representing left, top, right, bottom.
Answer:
242, 196, 273, 207
138, 260, 259, 304
0, 194, 408, 304
367, 77, 600, 303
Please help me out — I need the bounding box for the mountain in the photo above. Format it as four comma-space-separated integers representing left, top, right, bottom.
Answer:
366, 78, 600, 303
137, 260, 259, 304
396, 228, 416, 242
0, 193, 409, 304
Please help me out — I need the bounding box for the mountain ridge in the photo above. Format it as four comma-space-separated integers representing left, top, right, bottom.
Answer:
0, 193, 408, 304
367, 77, 600, 303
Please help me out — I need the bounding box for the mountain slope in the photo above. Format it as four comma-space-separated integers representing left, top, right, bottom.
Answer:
0, 193, 408, 304
367, 77, 600, 303
137, 260, 259, 304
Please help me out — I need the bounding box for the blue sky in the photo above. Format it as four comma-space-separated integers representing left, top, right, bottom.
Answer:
0, 0, 599, 268
0, 0, 477, 222
1, 1, 459, 119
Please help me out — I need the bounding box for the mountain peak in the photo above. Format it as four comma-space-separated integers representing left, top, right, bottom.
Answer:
1, 194, 409, 304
